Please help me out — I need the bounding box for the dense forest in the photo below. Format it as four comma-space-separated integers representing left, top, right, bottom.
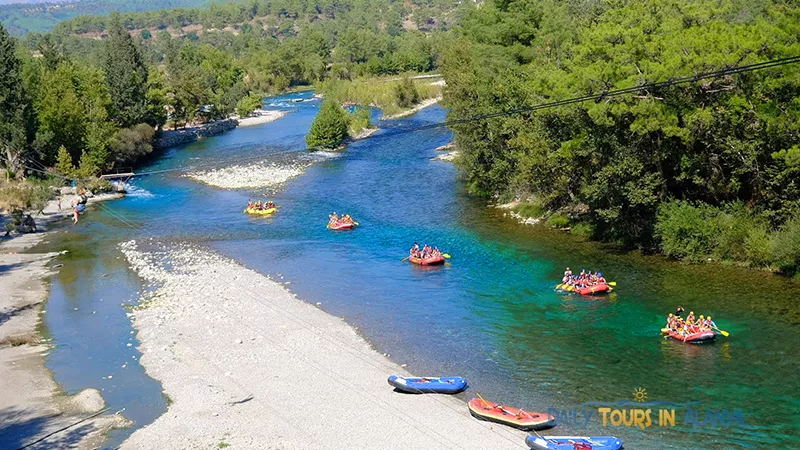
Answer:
1, 0, 455, 226
0, 0, 211, 35
442, 0, 800, 274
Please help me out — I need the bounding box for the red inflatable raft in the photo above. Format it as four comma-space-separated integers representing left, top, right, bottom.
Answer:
328, 222, 354, 230
573, 283, 610, 295
666, 329, 716, 343
468, 398, 555, 430
409, 255, 445, 266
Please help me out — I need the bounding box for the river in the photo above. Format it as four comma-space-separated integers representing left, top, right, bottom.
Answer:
32, 91, 800, 448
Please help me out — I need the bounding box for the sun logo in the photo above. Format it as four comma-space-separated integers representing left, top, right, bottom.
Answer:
633, 387, 648, 402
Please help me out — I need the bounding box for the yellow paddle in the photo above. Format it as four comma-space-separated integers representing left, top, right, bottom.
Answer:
476, 392, 491, 409
713, 327, 730, 337
401, 257, 409, 263
608, 281, 617, 286
442, 253, 451, 259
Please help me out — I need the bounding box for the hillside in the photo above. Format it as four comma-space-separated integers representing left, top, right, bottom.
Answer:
0, 0, 210, 35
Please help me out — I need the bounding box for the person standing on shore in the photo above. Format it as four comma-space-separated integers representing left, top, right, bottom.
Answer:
57, 197, 61, 211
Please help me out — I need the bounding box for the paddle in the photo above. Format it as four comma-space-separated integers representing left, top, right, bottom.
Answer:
713, 326, 730, 337
476, 392, 492, 409
608, 281, 617, 286
442, 253, 451, 259
401, 257, 409, 263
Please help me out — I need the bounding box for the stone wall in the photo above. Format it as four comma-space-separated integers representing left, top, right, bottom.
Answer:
153, 119, 239, 149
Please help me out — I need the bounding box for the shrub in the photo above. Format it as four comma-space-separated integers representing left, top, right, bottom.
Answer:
547, 213, 570, 228
236, 92, 263, 118
513, 201, 544, 219
713, 203, 766, 262
770, 217, 800, 275
570, 222, 595, 238
110, 123, 155, 165
654, 200, 721, 262
348, 106, 372, 136
744, 225, 772, 268
394, 76, 419, 108
306, 99, 350, 148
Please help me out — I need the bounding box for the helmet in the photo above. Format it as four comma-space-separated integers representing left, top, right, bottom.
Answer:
690, 311, 694, 315
668, 313, 673, 317
699, 315, 704, 319
707, 316, 711, 320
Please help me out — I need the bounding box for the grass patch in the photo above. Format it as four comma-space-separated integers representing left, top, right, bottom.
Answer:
547, 213, 570, 228
217, 442, 230, 449
570, 221, 595, 238
315, 76, 441, 116
0, 334, 40, 346
512, 201, 544, 219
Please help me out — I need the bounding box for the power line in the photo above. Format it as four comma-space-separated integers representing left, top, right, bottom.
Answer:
131, 54, 800, 178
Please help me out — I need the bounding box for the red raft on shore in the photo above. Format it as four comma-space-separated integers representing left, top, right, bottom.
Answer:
409, 255, 445, 266
468, 398, 555, 430
665, 329, 716, 343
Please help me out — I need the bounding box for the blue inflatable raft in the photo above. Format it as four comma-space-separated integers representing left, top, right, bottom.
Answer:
387, 375, 467, 394
525, 435, 623, 450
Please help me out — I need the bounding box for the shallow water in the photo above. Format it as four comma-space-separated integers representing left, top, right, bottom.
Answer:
33, 91, 800, 448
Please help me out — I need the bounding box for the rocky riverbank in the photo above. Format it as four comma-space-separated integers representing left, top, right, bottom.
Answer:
153, 119, 239, 149
185, 162, 308, 190
118, 241, 526, 449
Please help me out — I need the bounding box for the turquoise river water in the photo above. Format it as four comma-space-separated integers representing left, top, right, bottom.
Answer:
31, 91, 800, 449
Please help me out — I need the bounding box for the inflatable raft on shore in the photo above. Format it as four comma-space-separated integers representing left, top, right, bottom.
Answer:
468, 398, 555, 430
387, 375, 467, 394
525, 435, 623, 450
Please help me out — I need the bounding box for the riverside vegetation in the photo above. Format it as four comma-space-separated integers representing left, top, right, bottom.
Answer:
1, 0, 457, 217
442, 0, 800, 276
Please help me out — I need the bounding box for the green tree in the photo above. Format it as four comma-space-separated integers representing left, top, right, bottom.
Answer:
0, 23, 34, 176
394, 76, 419, 108
54, 145, 76, 177
306, 99, 349, 148
236, 92, 263, 117
103, 13, 149, 127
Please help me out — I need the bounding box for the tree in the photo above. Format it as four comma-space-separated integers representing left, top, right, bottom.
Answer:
394, 76, 419, 108
103, 13, 149, 127
236, 92, 263, 117
0, 23, 34, 176
55, 145, 76, 177
306, 99, 349, 148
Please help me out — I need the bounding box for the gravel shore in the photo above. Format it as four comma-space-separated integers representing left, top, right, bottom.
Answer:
186, 162, 308, 189
119, 242, 527, 449
236, 110, 287, 127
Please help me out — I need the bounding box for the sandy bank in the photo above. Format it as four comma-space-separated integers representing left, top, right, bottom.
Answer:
383, 97, 442, 120
119, 242, 527, 449
186, 162, 308, 190
0, 194, 129, 449
235, 110, 287, 127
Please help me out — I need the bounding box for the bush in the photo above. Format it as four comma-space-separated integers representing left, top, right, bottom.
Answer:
513, 201, 544, 219
770, 217, 800, 275
348, 106, 372, 136
713, 203, 766, 262
236, 92, 263, 118
0, 180, 52, 215
109, 124, 155, 165
570, 222, 595, 238
745, 225, 772, 268
547, 213, 570, 228
306, 99, 350, 149
654, 200, 721, 262
394, 76, 419, 108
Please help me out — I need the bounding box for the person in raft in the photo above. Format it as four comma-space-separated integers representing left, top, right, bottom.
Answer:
409, 243, 442, 260
328, 213, 356, 227
71, 189, 88, 224
248, 200, 275, 211
664, 310, 718, 336
561, 268, 607, 288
